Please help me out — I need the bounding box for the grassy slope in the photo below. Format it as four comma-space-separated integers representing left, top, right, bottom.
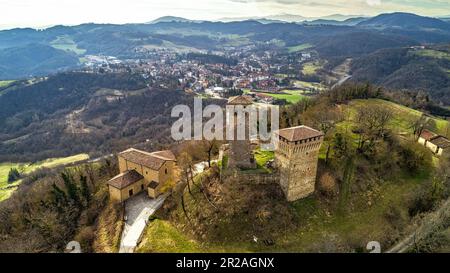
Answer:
93, 201, 124, 253
50, 35, 86, 55
0, 153, 89, 201
414, 49, 450, 61
138, 99, 445, 253
0, 80, 15, 88
346, 99, 449, 135
302, 62, 323, 75
137, 219, 201, 253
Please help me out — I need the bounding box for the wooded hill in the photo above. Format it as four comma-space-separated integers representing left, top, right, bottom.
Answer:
351, 45, 450, 105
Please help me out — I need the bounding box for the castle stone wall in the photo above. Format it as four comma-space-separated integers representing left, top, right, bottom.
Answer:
276, 135, 323, 201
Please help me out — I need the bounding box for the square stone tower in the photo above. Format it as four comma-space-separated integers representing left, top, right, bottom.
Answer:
275, 125, 324, 201
226, 95, 256, 169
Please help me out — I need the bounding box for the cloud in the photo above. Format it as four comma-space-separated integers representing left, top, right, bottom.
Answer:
228, 0, 298, 4
366, 0, 382, 6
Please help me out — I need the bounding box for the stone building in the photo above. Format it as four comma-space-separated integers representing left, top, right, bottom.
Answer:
107, 148, 177, 203
418, 129, 450, 156
275, 125, 324, 201
226, 95, 256, 169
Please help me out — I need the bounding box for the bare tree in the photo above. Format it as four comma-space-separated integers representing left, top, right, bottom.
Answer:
302, 103, 343, 164
355, 104, 393, 151
410, 114, 435, 140
201, 139, 220, 168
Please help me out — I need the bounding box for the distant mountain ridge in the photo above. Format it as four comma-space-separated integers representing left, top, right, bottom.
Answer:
305, 17, 368, 26
148, 16, 195, 24
357, 12, 450, 31
0, 12, 450, 79
218, 13, 365, 23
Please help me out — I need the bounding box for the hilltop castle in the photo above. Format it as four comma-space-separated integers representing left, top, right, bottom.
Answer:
108, 96, 323, 203
224, 95, 324, 202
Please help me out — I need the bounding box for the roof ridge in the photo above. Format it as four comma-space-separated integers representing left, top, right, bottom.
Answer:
150, 152, 175, 161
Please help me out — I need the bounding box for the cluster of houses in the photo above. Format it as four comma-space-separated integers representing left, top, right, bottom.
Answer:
79, 42, 317, 100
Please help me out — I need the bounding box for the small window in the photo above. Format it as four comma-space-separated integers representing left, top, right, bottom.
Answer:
165, 168, 168, 174
129, 189, 133, 197
141, 184, 144, 190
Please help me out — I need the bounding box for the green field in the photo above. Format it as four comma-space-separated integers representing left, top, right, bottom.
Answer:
50, 35, 86, 55
0, 80, 15, 88
244, 89, 306, 104
288, 43, 313, 53
414, 49, 450, 61
0, 153, 89, 201
257, 90, 307, 104
266, 91, 306, 104
302, 62, 323, 75
292, 80, 325, 90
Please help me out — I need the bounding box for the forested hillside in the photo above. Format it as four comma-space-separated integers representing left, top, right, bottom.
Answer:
351, 45, 450, 105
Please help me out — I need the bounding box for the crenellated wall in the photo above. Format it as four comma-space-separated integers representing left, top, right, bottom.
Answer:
275, 135, 323, 201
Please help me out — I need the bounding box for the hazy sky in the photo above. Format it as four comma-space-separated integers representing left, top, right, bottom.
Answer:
0, 0, 449, 29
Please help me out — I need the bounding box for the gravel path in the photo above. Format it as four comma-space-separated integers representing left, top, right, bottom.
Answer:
119, 193, 166, 253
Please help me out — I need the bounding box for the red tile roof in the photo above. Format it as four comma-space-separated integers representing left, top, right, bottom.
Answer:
151, 150, 176, 161
118, 148, 175, 170
420, 129, 437, 141
276, 125, 324, 142
430, 136, 450, 149
107, 170, 143, 189
227, 95, 253, 105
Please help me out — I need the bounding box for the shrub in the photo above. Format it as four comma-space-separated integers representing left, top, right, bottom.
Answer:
74, 226, 95, 253
408, 188, 435, 217
398, 141, 431, 173
7, 168, 21, 183
318, 172, 338, 197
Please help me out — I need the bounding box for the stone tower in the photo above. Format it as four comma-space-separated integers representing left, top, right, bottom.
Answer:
275, 125, 324, 201
226, 95, 256, 169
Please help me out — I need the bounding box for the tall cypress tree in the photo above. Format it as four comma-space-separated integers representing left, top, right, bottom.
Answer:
50, 183, 68, 209
61, 172, 80, 205
79, 175, 90, 206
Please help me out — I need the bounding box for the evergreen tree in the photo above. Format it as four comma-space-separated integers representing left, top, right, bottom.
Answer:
50, 183, 68, 209
79, 175, 90, 205
61, 172, 80, 205
7, 168, 21, 183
